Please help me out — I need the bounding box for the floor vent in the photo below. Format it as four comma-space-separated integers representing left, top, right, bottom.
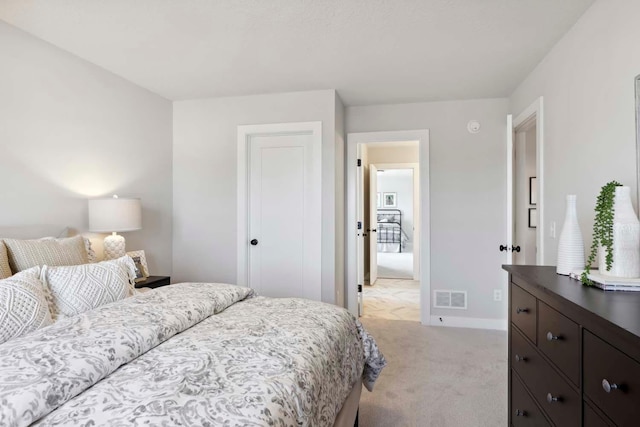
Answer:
434, 290, 467, 309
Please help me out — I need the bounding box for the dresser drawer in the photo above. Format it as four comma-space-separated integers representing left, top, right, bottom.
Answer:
511, 328, 580, 427
511, 373, 551, 427
584, 330, 640, 427
511, 284, 537, 343
537, 301, 580, 386
584, 403, 614, 427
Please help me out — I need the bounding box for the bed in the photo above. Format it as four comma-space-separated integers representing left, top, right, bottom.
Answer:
0, 234, 386, 427
376, 209, 408, 253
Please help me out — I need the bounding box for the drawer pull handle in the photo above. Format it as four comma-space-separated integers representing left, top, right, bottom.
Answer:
514, 409, 526, 417
602, 379, 620, 393
546, 393, 560, 403
515, 354, 527, 362
516, 307, 529, 314
546, 331, 561, 341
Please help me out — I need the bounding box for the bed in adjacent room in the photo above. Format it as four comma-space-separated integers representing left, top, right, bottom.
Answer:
0, 234, 386, 427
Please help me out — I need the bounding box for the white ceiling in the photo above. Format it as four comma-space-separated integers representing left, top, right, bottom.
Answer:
0, 0, 594, 105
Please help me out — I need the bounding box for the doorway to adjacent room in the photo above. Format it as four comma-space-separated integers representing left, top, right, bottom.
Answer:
355, 140, 423, 322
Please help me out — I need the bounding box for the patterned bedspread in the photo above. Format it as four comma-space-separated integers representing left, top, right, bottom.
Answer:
0, 283, 386, 426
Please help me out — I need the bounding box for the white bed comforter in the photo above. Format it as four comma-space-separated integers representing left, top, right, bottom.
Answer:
0, 283, 386, 426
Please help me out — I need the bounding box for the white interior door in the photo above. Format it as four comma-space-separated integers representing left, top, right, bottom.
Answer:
356, 147, 365, 315
369, 164, 378, 285
248, 133, 321, 300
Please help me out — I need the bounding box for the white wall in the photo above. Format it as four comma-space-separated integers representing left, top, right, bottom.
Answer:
368, 146, 419, 164
173, 89, 342, 304
509, 0, 640, 266
334, 94, 346, 306
347, 98, 509, 321
377, 170, 414, 244
0, 21, 173, 275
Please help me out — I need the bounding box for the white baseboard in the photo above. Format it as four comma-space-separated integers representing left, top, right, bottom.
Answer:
429, 315, 507, 331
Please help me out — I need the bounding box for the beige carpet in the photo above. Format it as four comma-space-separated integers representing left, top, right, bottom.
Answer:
359, 318, 508, 427
362, 279, 420, 322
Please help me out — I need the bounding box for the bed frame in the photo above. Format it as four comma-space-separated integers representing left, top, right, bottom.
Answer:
333, 378, 362, 427
376, 209, 405, 253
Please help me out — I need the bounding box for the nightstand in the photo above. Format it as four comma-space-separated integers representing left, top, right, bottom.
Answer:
135, 275, 171, 289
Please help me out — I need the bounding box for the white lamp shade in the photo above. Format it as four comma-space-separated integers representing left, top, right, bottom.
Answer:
88, 197, 142, 232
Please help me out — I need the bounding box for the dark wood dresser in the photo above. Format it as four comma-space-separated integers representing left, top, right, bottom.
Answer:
503, 265, 640, 427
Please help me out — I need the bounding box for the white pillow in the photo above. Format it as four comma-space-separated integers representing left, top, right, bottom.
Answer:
41, 256, 137, 318
0, 267, 52, 344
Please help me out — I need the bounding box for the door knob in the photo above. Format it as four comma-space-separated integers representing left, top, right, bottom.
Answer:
250, 239, 258, 246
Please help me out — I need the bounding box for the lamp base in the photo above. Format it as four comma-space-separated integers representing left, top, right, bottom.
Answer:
103, 233, 126, 260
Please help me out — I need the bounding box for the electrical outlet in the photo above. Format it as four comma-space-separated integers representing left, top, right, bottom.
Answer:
493, 289, 502, 302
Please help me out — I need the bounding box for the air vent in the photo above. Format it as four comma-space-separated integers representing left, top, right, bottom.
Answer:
434, 290, 467, 310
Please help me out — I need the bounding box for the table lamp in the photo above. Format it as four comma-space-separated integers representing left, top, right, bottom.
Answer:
88, 195, 142, 260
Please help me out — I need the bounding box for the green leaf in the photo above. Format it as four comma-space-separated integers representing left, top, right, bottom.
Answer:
582, 181, 622, 285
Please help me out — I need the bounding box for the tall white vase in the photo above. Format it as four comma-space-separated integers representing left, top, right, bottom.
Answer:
598, 186, 640, 278
557, 195, 585, 275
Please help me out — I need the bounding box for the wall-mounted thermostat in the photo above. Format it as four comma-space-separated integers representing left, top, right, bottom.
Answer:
467, 120, 481, 134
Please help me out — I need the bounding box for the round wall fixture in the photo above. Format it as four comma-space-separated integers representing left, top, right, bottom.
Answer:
467, 120, 481, 134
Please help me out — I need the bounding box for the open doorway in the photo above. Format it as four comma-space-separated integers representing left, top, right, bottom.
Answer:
506, 96, 544, 268
357, 142, 420, 322
347, 129, 430, 325
512, 119, 537, 265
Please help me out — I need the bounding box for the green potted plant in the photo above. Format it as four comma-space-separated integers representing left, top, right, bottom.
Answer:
581, 181, 621, 285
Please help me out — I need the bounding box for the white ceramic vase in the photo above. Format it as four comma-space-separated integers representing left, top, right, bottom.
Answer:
598, 186, 640, 278
557, 195, 585, 275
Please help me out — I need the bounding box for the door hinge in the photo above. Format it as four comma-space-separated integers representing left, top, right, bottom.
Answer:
358, 284, 363, 292
357, 221, 362, 230
357, 159, 362, 167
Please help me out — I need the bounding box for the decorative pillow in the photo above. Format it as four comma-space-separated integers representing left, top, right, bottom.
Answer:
0, 267, 52, 344
38, 236, 97, 263
4, 235, 89, 273
0, 242, 11, 279
41, 256, 137, 318
83, 238, 98, 263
